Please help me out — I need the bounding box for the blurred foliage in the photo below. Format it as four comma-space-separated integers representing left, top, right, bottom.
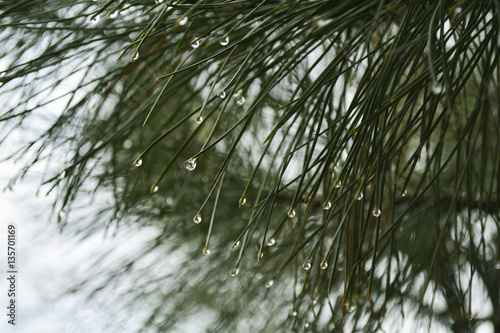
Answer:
1, 0, 500, 332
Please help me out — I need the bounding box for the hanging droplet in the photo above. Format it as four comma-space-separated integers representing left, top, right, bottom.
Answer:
321, 261, 328, 270
400, 189, 408, 198
152, 186, 159, 193
303, 322, 310, 329
89, 15, 100, 24
303, 260, 312, 271
290, 309, 298, 317
134, 158, 143, 167
373, 208, 381, 217
266, 238, 276, 247
356, 192, 363, 200
195, 115, 203, 123
203, 247, 210, 256
334, 179, 342, 188
190, 39, 200, 49
220, 35, 229, 46
239, 197, 247, 207
155, 0, 163, 4
288, 209, 296, 218
132, 52, 139, 61
109, 11, 119, 18
232, 240, 240, 250
123, 139, 133, 149
178, 16, 188, 26
236, 96, 245, 105
323, 201, 332, 210
347, 303, 358, 312
58, 170, 66, 180
218, 91, 226, 99
230, 266, 239, 277
264, 279, 274, 288
115, 211, 123, 219
431, 81, 443, 94
58, 211, 66, 222
310, 298, 318, 306
193, 214, 202, 224
454, 6, 462, 14
184, 158, 197, 171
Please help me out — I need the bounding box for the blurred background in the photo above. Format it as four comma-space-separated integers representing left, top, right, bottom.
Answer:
1, 1, 499, 332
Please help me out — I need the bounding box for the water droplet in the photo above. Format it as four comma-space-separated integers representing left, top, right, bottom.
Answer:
58, 170, 66, 179
134, 158, 143, 167
356, 192, 363, 200
178, 16, 188, 26
166, 197, 173, 205
303, 322, 310, 329
288, 209, 296, 218
184, 158, 197, 171
321, 261, 328, 270
57, 211, 66, 223
310, 298, 317, 306
193, 214, 202, 224
190, 39, 200, 49
109, 11, 119, 18
303, 260, 312, 271
230, 266, 239, 277
220, 35, 229, 46
323, 201, 332, 210
347, 303, 358, 312
218, 91, 226, 99
400, 189, 407, 198
195, 115, 203, 123
432, 81, 442, 94
155, 0, 163, 3
267, 238, 275, 247
123, 139, 132, 149
132, 52, 139, 61
89, 15, 100, 24
265, 279, 274, 288
290, 309, 298, 317
454, 6, 462, 14
232, 240, 240, 249
115, 211, 123, 219
334, 179, 342, 188
372, 208, 381, 217
237, 96, 245, 105
152, 186, 159, 193
203, 248, 210, 256
239, 197, 246, 207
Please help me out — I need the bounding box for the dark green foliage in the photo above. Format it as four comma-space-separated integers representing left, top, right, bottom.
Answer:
1, 0, 499, 332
